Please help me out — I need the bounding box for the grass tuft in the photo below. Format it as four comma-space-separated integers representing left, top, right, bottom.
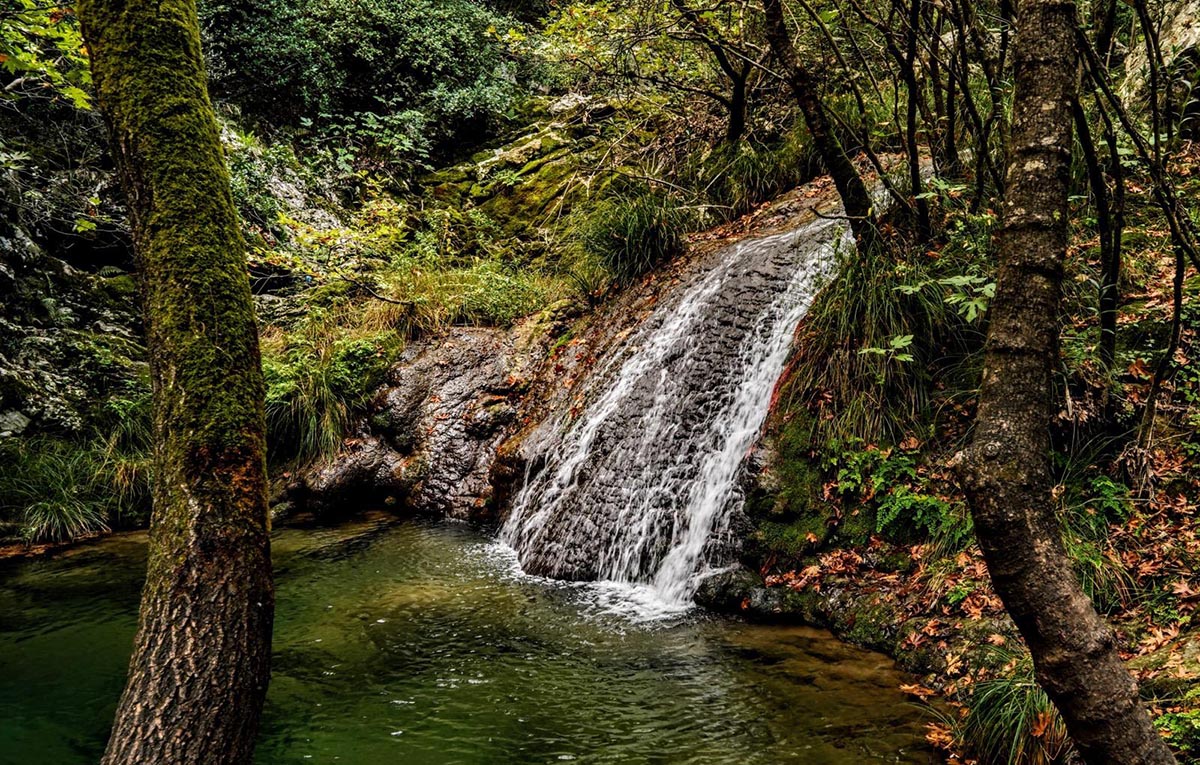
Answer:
954, 652, 1073, 765
261, 315, 404, 463
0, 396, 153, 544
579, 191, 687, 284
782, 240, 948, 446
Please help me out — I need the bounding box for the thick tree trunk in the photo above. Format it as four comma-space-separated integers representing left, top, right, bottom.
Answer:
79, 1, 275, 763
957, 1, 1176, 763
762, 0, 879, 253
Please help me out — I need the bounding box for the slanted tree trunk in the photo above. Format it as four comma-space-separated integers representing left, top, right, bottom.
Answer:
957, 1, 1176, 763
669, 0, 754, 146
79, 1, 275, 763
761, 0, 879, 253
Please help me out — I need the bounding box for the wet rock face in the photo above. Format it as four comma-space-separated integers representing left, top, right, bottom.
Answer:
289, 326, 536, 519
501, 214, 844, 602
508, 243, 821, 580
381, 330, 521, 518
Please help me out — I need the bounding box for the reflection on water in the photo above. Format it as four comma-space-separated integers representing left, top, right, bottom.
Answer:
0, 521, 937, 764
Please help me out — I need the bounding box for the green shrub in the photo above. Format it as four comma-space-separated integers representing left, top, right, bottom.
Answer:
373, 255, 560, 330
1156, 705, 1200, 757
781, 190, 996, 449
825, 440, 971, 549
20, 495, 109, 544
1058, 474, 1135, 612
95, 394, 154, 527
701, 134, 814, 219
199, 0, 527, 169
0, 394, 152, 543
558, 246, 612, 303
784, 239, 948, 445
263, 321, 404, 463
0, 1, 92, 110
261, 261, 548, 465
226, 132, 298, 236
580, 192, 687, 283
451, 260, 549, 324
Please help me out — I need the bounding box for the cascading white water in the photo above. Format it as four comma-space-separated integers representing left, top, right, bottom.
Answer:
502, 210, 851, 611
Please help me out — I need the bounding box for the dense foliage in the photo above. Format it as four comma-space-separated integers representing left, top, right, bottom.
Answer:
0, 0, 90, 110
199, 0, 532, 170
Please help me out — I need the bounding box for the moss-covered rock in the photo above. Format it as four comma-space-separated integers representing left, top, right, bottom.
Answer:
740, 412, 877, 572
694, 567, 836, 625
693, 567, 762, 612
828, 590, 904, 653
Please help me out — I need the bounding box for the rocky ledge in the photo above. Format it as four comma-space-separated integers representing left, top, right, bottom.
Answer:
284, 303, 574, 521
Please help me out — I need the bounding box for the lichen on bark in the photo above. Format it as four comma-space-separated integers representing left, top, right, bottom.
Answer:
78, 0, 274, 763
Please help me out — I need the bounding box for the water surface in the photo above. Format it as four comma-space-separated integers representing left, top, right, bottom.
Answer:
0, 521, 936, 763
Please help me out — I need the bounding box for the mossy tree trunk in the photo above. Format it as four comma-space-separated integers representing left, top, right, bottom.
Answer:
78, 1, 274, 763
957, 1, 1175, 762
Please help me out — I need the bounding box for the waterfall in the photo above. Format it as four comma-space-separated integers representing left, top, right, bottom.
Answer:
502, 210, 850, 610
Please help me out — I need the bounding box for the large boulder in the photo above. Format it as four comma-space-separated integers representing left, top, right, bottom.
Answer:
289, 303, 576, 519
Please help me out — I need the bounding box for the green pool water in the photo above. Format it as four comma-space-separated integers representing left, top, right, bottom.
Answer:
0, 520, 937, 764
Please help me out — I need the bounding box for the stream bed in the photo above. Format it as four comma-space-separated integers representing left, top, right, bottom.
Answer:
0, 520, 936, 764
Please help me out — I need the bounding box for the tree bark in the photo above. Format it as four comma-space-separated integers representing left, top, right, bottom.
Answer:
761, 0, 879, 253
900, 0, 931, 240
78, 1, 275, 763
957, 1, 1176, 763
726, 71, 748, 144
1093, 0, 1118, 63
